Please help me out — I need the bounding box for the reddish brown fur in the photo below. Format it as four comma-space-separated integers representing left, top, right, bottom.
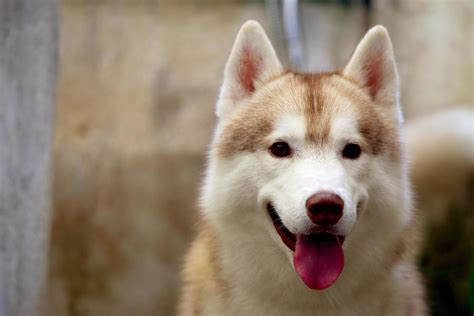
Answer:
216, 71, 400, 159
298, 73, 337, 145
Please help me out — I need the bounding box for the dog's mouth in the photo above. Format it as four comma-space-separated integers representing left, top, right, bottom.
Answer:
267, 203, 345, 290
267, 203, 297, 251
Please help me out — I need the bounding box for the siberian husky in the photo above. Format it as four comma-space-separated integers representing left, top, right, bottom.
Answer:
179, 21, 429, 315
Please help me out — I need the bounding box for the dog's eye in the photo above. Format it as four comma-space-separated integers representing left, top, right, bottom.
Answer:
342, 143, 362, 160
269, 141, 291, 158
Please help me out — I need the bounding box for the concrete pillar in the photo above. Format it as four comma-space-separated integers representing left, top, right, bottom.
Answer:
0, 1, 58, 315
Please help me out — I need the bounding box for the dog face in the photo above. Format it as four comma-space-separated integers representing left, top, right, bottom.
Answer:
203, 21, 405, 290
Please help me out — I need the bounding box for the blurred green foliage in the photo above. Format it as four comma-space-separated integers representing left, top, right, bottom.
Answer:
420, 201, 474, 315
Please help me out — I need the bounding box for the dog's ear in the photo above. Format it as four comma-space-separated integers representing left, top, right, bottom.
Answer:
343, 26, 402, 122
216, 20, 283, 118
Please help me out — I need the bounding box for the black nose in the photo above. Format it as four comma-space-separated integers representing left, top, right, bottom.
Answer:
306, 192, 344, 226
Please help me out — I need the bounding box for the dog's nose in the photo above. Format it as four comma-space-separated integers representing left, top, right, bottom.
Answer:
306, 192, 344, 226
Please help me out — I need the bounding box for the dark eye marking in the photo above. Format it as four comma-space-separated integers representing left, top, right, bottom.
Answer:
269, 141, 292, 158
342, 143, 362, 160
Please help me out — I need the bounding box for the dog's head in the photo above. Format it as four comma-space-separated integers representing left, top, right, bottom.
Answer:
203, 21, 410, 290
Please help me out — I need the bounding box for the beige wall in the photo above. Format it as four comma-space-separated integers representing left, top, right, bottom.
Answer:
49, 1, 473, 315
50, 2, 268, 315
374, 0, 473, 118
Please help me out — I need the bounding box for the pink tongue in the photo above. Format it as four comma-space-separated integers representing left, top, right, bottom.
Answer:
293, 233, 344, 290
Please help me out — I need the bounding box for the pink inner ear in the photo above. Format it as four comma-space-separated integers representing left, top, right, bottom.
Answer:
238, 47, 262, 94
364, 54, 383, 98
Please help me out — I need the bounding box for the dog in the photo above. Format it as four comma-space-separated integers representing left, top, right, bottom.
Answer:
179, 20, 429, 315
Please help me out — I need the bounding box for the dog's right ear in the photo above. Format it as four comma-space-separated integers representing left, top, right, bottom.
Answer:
216, 21, 283, 118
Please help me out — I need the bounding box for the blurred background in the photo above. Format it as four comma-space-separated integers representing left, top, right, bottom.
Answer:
46, 0, 472, 315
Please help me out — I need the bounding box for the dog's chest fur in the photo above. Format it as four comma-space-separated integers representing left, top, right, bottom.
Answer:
180, 218, 425, 316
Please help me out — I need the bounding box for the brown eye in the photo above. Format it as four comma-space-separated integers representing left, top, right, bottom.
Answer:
342, 143, 362, 160
269, 141, 291, 158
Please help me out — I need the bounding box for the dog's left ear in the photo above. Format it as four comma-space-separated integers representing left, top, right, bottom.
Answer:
343, 26, 402, 122
216, 20, 283, 118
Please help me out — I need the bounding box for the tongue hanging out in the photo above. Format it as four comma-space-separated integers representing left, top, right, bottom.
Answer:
293, 233, 344, 290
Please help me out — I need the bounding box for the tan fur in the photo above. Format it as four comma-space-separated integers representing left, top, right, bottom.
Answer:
179, 221, 229, 316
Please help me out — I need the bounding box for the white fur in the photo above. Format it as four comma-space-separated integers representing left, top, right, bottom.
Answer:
196, 23, 424, 315
270, 114, 307, 142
